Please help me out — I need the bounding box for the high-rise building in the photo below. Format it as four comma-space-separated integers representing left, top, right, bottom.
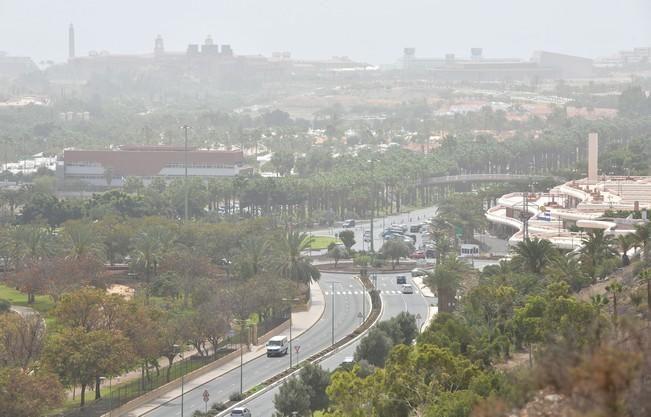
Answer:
68, 24, 75, 60
588, 133, 599, 184
154, 35, 165, 57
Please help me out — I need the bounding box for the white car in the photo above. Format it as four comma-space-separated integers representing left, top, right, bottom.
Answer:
401, 284, 414, 294
231, 407, 251, 417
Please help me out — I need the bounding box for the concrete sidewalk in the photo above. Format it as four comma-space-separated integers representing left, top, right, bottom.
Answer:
120, 281, 325, 417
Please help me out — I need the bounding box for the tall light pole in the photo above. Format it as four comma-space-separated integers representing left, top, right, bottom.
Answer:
234, 319, 248, 394
327, 282, 336, 346
282, 297, 300, 368
369, 159, 376, 253
172, 344, 185, 417
181, 125, 191, 222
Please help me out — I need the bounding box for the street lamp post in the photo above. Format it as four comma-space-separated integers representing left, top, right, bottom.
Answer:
181, 125, 191, 222
234, 319, 248, 394
172, 344, 185, 417
368, 159, 376, 253
416, 313, 422, 334
327, 282, 336, 346
282, 297, 300, 368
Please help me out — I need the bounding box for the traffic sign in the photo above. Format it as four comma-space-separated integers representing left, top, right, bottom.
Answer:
202, 389, 210, 404
294, 345, 301, 354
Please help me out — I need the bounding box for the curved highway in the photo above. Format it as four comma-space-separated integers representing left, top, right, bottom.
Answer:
232, 272, 431, 417
140, 273, 365, 417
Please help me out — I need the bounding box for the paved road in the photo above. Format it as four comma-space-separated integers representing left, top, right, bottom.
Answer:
141, 273, 365, 417
310, 206, 439, 253
236, 272, 431, 417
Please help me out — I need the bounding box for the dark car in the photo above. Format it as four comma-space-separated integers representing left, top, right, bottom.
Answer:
410, 224, 423, 233
396, 275, 407, 285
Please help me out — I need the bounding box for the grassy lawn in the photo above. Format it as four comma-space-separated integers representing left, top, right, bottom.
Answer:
309, 235, 341, 250
0, 283, 55, 316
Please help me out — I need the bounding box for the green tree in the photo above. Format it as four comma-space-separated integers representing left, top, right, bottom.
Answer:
380, 239, 410, 270
425, 256, 471, 313
425, 390, 480, 417
545, 255, 590, 292
338, 230, 356, 251
273, 375, 312, 416
131, 226, 167, 304
618, 86, 650, 117
327, 245, 347, 267
580, 230, 617, 282
513, 295, 546, 365
511, 237, 557, 274
271, 230, 320, 287
123, 177, 145, 195
634, 222, 651, 263
640, 268, 651, 314
63, 220, 101, 260
606, 282, 623, 323
617, 234, 634, 266
298, 363, 331, 412
0, 367, 64, 417
354, 327, 394, 367
43, 328, 135, 406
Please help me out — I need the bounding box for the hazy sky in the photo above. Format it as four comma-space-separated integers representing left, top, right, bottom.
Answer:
0, 0, 649, 64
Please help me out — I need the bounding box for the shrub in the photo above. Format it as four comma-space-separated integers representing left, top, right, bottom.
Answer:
0, 299, 11, 313
229, 391, 244, 402
211, 402, 227, 411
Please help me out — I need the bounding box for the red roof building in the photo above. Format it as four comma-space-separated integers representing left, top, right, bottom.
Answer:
57, 145, 248, 190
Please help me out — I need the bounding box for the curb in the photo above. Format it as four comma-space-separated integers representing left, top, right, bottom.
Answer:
215, 279, 385, 417
110, 282, 327, 417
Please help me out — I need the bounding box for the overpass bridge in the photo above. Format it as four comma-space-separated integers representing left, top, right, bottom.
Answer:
421, 173, 565, 186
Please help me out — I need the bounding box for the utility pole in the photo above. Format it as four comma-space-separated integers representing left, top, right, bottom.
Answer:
521, 190, 529, 240
181, 125, 191, 222
282, 297, 300, 368
369, 159, 376, 253
332, 282, 335, 345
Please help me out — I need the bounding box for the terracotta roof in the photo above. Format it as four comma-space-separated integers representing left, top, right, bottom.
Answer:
64, 148, 244, 177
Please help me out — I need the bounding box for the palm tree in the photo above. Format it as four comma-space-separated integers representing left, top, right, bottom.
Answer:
545, 255, 590, 292
605, 282, 623, 324
580, 230, 617, 283
434, 235, 455, 265
634, 222, 651, 263
235, 237, 269, 280
425, 256, 471, 313
511, 238, 557, 275
590, 294, 609, 311
132, 229, 164, 304
271, 230, 320, 290
64, 220, 100, 260
617, 234, 634, 266
639, 268, 651, 314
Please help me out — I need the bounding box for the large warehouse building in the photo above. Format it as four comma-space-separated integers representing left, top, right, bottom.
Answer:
57, 145, 249, 191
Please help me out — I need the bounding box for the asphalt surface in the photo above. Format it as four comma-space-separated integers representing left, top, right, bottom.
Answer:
236, 272, 431, 417
310, 207, 439, 253
141, 273, 365, 417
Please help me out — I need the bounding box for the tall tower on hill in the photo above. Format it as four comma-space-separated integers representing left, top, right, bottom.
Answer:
68, 24, 75, 60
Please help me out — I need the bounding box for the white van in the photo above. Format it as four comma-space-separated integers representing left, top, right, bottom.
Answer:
266, 335, 289, 357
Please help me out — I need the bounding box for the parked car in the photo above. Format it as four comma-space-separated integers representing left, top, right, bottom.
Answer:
396, 275, 407, 284
231, 407, 251, 417
342, 219, 355, 228
410, 224, 423, 233
401, 284, 414, 294
410, 250, 426, 259
411, 268, 428, 277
